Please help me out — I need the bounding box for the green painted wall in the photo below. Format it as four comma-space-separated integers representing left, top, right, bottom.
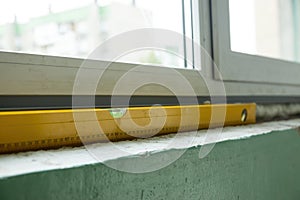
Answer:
0, 129, 300, 200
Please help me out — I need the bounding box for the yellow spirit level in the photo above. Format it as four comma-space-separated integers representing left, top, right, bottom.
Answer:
0, 104, 256, 154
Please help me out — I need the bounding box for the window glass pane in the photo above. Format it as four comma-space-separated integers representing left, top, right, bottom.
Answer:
229, 0, 300, 63
0, 0, 185, 68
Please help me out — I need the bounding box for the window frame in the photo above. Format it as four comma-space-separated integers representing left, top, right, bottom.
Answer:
211, 0, 300, 85
0, 0, 300, 109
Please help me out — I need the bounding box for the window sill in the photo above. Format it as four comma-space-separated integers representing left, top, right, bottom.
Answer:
0, 118, 299, 179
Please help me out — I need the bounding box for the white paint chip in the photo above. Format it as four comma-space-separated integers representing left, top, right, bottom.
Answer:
0, 119, 299, 178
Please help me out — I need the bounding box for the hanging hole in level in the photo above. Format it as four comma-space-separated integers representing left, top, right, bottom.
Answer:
241, 109, 248, 122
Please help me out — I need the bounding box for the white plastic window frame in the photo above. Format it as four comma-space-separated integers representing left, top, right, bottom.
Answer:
0, 0, 210, 97
211, 0, 300, 86
1, 0, 300, 99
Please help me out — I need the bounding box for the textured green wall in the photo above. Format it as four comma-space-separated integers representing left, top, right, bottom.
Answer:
0, 129, 300, 200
